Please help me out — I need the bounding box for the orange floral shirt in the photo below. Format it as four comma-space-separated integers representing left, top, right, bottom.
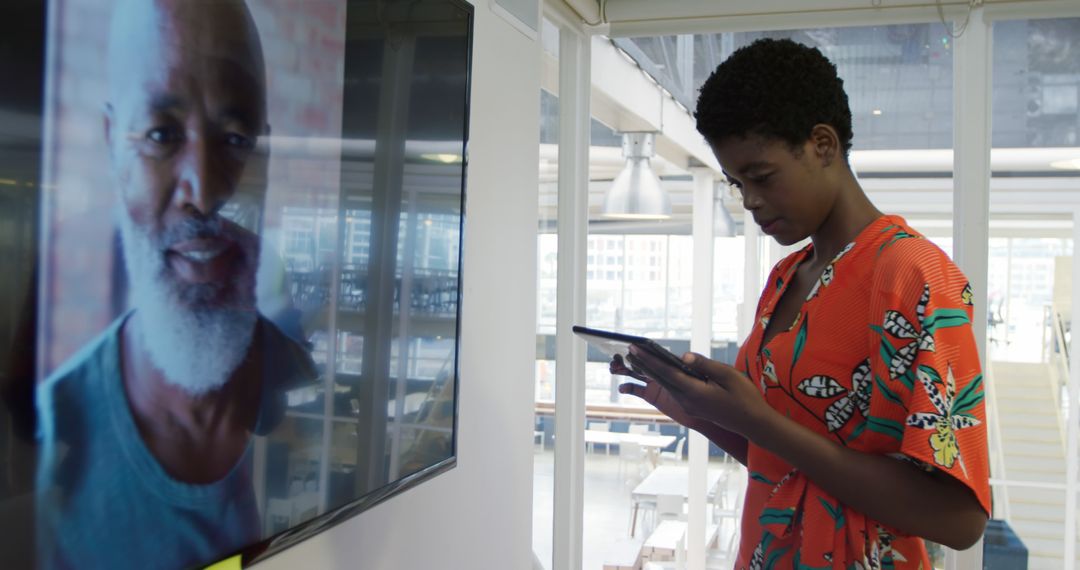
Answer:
734, 215, 991, 569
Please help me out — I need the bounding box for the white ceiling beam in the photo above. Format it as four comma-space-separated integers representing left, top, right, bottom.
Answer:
588, 0, 1080, 37
589, 36, 722, 173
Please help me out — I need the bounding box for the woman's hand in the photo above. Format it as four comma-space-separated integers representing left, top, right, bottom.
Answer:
611, 354, 700, 430
620, 345, 773, 438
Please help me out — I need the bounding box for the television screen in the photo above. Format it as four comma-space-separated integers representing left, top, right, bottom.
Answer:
0, 0, 471, 567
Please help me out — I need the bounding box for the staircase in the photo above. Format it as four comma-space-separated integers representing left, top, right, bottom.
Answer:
991, 360, 1076, 569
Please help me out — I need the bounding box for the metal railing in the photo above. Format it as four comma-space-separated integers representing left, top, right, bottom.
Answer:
1050, 305, 1070, 450
984, 360, 1011, 522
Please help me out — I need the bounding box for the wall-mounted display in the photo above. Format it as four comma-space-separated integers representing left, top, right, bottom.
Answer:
0, 0, 471, 567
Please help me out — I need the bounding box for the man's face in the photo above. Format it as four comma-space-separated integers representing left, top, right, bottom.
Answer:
106, 0, 268, 309
711, 133, 837, 247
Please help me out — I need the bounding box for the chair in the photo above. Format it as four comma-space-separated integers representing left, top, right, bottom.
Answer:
659, 437, 686, 464
655, 493, 685, 524
709, 468, 746, 560
618, 441, 648, 484
588, 421, 611, 454
628, 423, 651, 434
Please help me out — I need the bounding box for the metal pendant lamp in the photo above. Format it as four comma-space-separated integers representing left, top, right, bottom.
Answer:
601, 132, 671, 220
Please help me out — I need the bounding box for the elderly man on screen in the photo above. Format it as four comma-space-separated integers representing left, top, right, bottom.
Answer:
36, 1, 314, 568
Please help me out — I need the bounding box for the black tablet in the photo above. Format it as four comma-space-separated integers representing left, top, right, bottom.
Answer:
571, 325, 703, 380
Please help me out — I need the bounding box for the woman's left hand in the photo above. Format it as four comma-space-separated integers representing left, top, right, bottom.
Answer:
627, 345, 773, 438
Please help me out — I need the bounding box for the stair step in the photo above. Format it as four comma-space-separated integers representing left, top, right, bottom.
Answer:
1012, 520, 1070, 541
994, 385, 1057, 399
997, 401, 1060, 415
999, 413, 1064, 427
1019, 535, 1080, 563
992, 362, 1053, 374
1002, 427, 1062, 440
1001, 441, 1065, 458
1003, 456, 1068, 473
1006, 487, 1067, 505
999, 470, 1067, 484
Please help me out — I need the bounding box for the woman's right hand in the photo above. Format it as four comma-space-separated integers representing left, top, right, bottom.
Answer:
610, 354, 702, 431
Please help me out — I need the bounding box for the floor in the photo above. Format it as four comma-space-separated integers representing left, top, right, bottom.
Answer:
532, 446, 740, 570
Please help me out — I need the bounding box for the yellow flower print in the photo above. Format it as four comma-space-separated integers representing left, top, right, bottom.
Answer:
906, 364, 984, 477
929, 417, 959, 468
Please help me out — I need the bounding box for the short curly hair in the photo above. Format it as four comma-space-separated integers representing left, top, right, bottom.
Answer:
695, 38, 853, 158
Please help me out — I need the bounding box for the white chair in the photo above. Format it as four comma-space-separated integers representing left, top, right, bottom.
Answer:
588, 421, 611, 454
628, 423, 651, 434
618, 440, 648, 484
655, 493, 685, 523
659, 437, 686, 464
709, 468, 746, 560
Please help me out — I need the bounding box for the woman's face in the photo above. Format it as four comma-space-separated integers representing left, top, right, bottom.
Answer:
710, 132, 839, 246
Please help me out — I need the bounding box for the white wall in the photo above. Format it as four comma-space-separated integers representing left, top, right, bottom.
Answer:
255, 2, 541, 568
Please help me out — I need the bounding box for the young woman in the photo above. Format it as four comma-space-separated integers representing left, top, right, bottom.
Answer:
613, 38, 990, 569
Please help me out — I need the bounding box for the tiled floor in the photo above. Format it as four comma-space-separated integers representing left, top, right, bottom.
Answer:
532, 447, 742, 570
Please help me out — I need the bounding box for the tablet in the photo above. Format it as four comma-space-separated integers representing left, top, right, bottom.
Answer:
571, 325, 703, 380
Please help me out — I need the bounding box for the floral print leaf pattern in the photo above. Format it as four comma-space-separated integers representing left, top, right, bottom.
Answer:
759, 507, 796, 527
889, 343, 918, 387
738, 218, 989, 569
818, 497, 845, 530
852, 360, 872, 417
798, 376, 845, 398
750, 471, 776, 485
905, 413, 941, 429
952, 374, 984, 416
765, 546, 792, 570
792, 313, 808, 372
798, 359, 873, 434
763, 359, 778, 386
883, 311, 917, 339
918, 330, 935, 352
905, 364, 982, 472
922, 309, 970, 335
866, 416, 904, 441
805, 242, 854, 301
846, 420, 868, 443
916, 283, 929, 322
878, 229, 921, 254
750, 532, 774, 570
825, 396, 856, 432
915, 365, 947, 415
876, 283, 933, 391
874, 374, 904, 407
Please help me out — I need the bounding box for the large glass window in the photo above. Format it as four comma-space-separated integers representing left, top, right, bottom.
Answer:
579, 21, 959, 570
532, 16, 559, 570
986, 17, 1080, 569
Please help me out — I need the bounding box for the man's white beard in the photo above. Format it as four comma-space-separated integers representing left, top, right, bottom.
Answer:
120, 213, 259, 396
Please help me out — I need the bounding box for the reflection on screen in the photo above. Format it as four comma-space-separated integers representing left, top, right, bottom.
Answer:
0, 0, 469, 568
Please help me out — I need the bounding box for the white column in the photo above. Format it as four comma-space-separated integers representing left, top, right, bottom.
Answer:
1067, 209, 1080, 570
688, 167, 716, 570
739, 216, 761, 344
553, 25, 590, 570
949, 6, 991, 570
